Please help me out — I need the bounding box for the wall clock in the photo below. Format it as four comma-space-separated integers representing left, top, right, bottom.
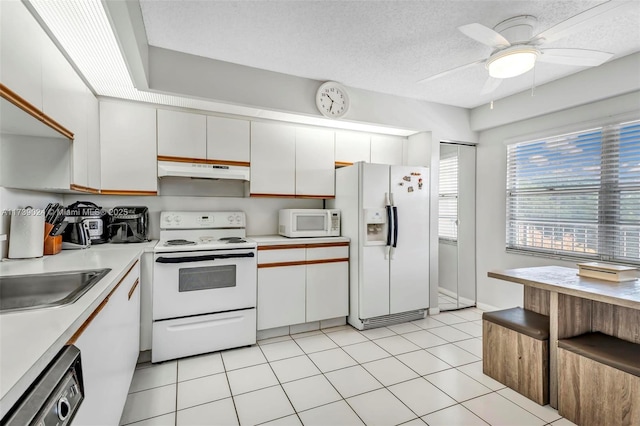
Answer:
315, 81, 350, 118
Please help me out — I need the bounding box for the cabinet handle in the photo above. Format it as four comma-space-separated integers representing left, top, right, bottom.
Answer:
128, 278, 140, 300
67, 297, 109, 345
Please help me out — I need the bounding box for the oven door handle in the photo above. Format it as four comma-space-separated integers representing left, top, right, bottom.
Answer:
155, 252, 255, 263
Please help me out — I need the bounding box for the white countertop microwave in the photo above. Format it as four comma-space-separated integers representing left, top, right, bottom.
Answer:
279, 209, 340, 238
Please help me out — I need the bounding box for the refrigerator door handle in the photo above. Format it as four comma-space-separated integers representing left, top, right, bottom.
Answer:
385, 204, 392, 260
385, 205, 392, 246
392, 206, 398, 248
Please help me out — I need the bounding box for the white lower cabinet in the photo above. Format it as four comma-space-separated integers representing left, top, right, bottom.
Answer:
306, 261, 349, 322
73, 260, 140, 425
257, 265, 306, 330
257, 243, 348, 330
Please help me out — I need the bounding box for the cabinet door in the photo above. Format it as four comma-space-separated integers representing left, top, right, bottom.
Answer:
295, 127, 335, 197
41, 34, 87, 136
371, 135, 404, 165
306, 245, 349, 322
86, 92, 101, 190
306, 261, 349, 322
335, 131, 370, 165
257, 265, 306, 330
100, 101, 157, 193
0, 0, 43, 109
250, 121, 295, 195
157, 109, 206, 159
207, 116, 250, 163
73, 262, 140, 425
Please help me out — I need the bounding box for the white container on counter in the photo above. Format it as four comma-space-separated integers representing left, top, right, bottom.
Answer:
8, 208, 45, 259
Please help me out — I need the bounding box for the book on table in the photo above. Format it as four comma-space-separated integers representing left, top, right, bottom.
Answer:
577, 262, 638, 282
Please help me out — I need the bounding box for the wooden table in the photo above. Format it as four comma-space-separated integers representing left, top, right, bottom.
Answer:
488, 266, 640, 409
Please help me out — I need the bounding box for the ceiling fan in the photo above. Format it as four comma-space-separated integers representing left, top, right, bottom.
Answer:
419, 1, 632, 94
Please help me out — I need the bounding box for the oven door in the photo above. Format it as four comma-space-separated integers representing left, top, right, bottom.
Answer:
153, 248, 257, 320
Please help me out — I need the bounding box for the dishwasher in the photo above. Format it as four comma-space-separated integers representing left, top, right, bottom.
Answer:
1, 345, 84, 425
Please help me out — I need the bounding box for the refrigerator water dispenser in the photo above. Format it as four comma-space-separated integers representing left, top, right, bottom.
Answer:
364, 208, 387, 244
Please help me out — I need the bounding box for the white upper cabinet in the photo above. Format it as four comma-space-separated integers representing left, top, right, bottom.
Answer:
371, 135, 405, 165
157, 109, 206, 159
100, 101, 157, 193
0, 1, 43, 109
335, 131, 370, 165
86, 93, 101, 190
41, 35, 86, 135
250, 121, 296, 196
207, 116, 250, 164
295, 127, 335, 197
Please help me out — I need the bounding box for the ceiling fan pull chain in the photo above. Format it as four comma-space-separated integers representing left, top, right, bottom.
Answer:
531, 66, 536, 97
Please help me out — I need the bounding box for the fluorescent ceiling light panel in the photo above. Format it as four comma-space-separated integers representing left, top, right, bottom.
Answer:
26, 0, 416, 137
29, 0, 134, 94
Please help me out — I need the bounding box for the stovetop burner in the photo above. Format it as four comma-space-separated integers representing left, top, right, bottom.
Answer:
220, 237, 247, 243
165, 239, 197, 246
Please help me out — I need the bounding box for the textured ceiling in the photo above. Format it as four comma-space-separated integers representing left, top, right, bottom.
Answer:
139, 0, 640, 109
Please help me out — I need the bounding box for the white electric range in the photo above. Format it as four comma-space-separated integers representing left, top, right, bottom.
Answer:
152, 211, 257, 363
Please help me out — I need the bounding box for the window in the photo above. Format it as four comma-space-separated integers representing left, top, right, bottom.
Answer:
506, 119, 640, 265
439, 153, 458, 241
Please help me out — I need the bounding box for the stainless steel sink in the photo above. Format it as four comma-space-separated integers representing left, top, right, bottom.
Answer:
0, 269, 111, 313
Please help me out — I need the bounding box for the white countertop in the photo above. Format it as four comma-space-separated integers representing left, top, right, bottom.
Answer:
250, 235, 350, 246
0, 241, 156, 416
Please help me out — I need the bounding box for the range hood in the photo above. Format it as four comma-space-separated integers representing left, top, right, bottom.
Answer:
157, 161, 250, 181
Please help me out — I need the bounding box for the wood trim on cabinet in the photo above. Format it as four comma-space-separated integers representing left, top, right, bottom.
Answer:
0, 83, 74, 140
305, 242, 350, 249
250, 194, 334, 199
335, 162, 353, 168
258, 260, 307, 268
258, 244, 308, 251
250, 193, 297, 199
67, 296, 109, 345
258, 242, 349, 251
67, 259, 140, 344
128, 278, 140, 300
306, 257, 349, 266
258, 257, 349, 268
70, 184, 100, 194
157, 155, 250, 167
296, 195, 335, 199
99, 189, 158, 196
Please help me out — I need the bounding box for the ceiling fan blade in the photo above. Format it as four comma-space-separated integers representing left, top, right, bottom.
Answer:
417, 59, 485, 84
538, 48, 614, 66
533, 1, 635, 44
458, 23, 511, 48
480, 77, 502, 95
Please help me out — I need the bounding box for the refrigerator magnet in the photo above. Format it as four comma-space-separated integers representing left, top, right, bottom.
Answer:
403, 176, 411, 182
407, 186, 414, 192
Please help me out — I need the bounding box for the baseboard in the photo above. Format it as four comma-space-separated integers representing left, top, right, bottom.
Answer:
476, 301, 501, 312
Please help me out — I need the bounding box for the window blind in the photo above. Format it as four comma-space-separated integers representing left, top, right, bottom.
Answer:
506, 120, 640, 265
439, 155, 458, 240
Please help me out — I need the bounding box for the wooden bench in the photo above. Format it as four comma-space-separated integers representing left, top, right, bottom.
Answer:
482, 307, 550, 405
558, 332, 640, 426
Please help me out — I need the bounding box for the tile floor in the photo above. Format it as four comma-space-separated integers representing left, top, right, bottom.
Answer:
119, 308, 576, 426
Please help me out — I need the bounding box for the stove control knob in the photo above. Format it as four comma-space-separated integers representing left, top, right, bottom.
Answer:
235, 215, 242, 224
164, 215, 173, 224
228, 215, 234, 223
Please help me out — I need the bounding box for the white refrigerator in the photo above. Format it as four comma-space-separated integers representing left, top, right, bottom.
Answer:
330, 162, 430, 330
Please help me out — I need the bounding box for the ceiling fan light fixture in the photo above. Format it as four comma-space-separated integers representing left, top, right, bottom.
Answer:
486, 46, 539, 79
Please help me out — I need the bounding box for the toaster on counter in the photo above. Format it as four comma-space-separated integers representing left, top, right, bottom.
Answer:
108, 206, 149, 243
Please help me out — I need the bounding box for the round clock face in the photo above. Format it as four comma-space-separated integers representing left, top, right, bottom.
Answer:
316, 82, 350, 118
